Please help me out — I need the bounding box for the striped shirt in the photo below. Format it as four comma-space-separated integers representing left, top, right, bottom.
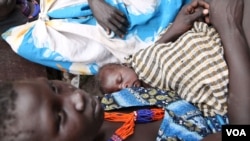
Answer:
126, 22, 229, 116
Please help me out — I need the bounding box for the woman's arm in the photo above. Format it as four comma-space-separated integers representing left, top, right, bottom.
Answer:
201, 1, 250, 140
157, 0, 209, 43
87, 0, 129, 38
209, 0, 250, 124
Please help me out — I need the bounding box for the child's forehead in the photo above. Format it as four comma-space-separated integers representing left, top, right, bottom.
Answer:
14, 80, 45, 92
13, 80, 49, 107
101, 65, 119, 74
15, 82, 43, 106
15, 78, 48, 87
111, 64, 126, 70
13, 81, 52, 140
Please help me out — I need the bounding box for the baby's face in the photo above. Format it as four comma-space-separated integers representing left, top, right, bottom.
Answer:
100, 65, 141, 94
13, 78, 103, 141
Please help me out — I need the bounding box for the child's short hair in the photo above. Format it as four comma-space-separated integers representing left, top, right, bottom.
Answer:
0, 81, 18, 141
96, 63, 124, 94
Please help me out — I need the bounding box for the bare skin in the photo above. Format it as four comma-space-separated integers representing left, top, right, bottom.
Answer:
97, 0, 250, 140
98, 0, 210, 94
87, 0, 129, 38
0, 0, 16, 21
88, 0, 209, 39
4, 1, 250, 141
13, 77, 163, 141
201, 0, 250, 140
157, 0, 209, 43
13, 78, 104, 141
243, 0, 250, 51
97, 64, 143, 94
10, 77, 163, 141
208, 0, 250, 124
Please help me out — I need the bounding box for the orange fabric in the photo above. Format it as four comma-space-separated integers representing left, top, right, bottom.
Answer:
104, 108, 164, 140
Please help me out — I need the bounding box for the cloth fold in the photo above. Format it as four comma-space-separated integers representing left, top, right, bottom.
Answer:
126, 22, 229, 117
2, 0, 190, 75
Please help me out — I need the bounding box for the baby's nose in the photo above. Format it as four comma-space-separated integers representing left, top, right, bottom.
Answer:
70, 92, 84, 112
122, 83, 129, 89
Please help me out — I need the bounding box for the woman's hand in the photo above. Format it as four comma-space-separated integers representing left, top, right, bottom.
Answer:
157, 0, 209, 43
171, 0, 209, 36
88, 0, 129, 38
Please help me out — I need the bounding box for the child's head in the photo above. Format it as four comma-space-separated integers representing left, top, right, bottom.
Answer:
0, 0, 16, 20
0, 78, 104, 141
96, 63, 141, 94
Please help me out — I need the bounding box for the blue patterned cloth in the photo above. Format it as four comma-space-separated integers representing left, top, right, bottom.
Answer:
2, 0, 190, 75
101, 87, 229, 141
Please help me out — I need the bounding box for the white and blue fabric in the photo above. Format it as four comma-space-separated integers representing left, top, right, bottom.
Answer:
2, 0, 190, 75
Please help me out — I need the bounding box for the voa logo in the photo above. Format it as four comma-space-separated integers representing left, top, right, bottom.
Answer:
226, 129, 247, 136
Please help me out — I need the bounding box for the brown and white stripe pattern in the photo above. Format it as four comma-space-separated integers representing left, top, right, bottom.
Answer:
126, 22, 229, 117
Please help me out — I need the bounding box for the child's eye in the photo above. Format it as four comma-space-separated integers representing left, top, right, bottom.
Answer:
49, 81, 59, 94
